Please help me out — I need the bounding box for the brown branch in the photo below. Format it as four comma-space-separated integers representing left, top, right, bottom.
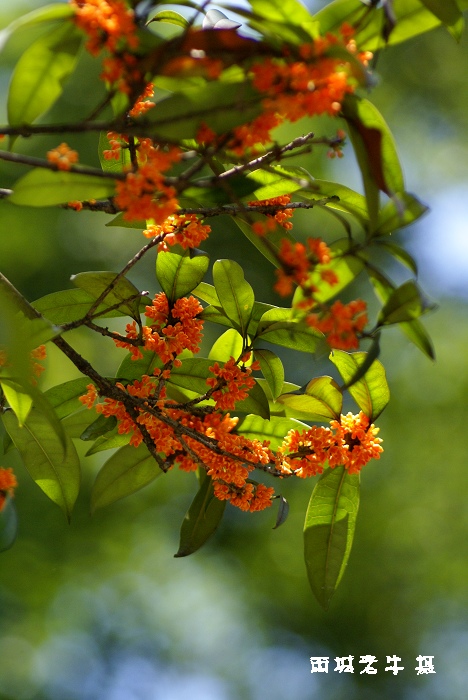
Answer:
0, 149, 123, 180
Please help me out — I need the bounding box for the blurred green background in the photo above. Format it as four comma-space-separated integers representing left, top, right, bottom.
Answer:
1, 1, 468, 698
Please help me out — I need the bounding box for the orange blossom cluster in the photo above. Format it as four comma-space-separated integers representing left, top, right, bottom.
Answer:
46, 143, 79, 171
0, 468, 17, 512
306, 299, 368, 350
143, 214, 211, 251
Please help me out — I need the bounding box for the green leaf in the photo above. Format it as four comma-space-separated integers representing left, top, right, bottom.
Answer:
373, 240, 418, 275
0, 4, 74, 52
9, 169, 116, 207
116, 350, 162, 382
368, 266, 435, 360
303, 466, 360, 610
192, 282, 221, 307
0, 496, 18, 553
253, 348, 284, 400
342, 95, 404, 225
273, 495, 289, 530
298, 181, 369, 228
255, 309, 324, 353
329, 350, 389, 420
0, 380, 33, 426
80, 414, 117, 441
71, 271, 142, 320
44, 378, 96, 419
372, 192, 429, 237
145, 79, 261, 140
91, 443, 163, 512
212, 259, 255, 337
2, 409, 80, 520
98, 132, 132, 174
378, 280, 436, 325
156, 248, 209, 302
61, 408, 98, 438
419, 0, 463, 28
33, 288, 137, 324
174, 474, 226, 557
148, 10, 189, 28
278, 376, 342, 421
85, 430, 131, 456
7, 22, 82, 127
236, 415, 308, 450
209, 329, 245, 362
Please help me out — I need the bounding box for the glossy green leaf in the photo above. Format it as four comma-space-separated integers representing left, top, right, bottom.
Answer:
192, 282, 221, 307
342, 95, 404, 225
419, 0, 463, 27
148, 10, 189, 28
44, 378, 96, 419
9, 169, 116, 207
0, 380, 33, 426
7, 22, 82, 127
248, 165, 312, 200
2, 408, 80, 520
298, 181, 369, 228
0, 3, 75, 51
372, 192, 429, 237
85, 430, 131, 456
156, 248, 209, 302
116, 350, 162, 382
80, 414, 117, 441
91, 442, 163, 512
213, 259, 255, 337
374, 240, 418, 275
256, 309, 324, 353
304, 466, 360, 610
378, 280, 436, 325
315, 0, 453, 50
209, 329, 245, 362
33, 288, 135, 324
174, 474, 226, 557
278, 376, 342, 421
0, 496, 18, 553
253, 348, 284, 400
236, 415, 308, 450
61, 408, 98, 438
330, 350, 390, 420
71, 271, 142, 320
145, 80, 261, 140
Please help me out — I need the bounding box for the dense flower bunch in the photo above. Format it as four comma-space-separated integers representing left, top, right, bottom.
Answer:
114, 292, 204, 364
306, 299, 368, 350
46, 143, 79, 171
143, 214, 211, 251
0, 468, 17, 512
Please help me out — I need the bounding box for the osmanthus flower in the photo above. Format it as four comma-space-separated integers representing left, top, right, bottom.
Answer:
278, 411, 383, 476
206, 357, 259, 411
249, 194, 294, 236
113, 293, 204, 365
274, 236, 334, 297
71, 0, 139, 56
46, 143, 79, 171
143, 214, 211, 250
213, 481, 275, 512
306, 299, 368, 350
0, 468, 17, 512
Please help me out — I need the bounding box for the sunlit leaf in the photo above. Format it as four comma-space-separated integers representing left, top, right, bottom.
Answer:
2, 409, 80, 520
85, 430, 131, 456
0, 3, 74, 53
91, 443, 163, 512
298, 181, 369, 228
236, 414, 308, 450
378, 280, 436, 325
256, 309, 324, 353
277, 376, 342, 421
156, 248, 209, 302
7, 22, 82, 127
372, 192, 428, 237
80, 414, 117, 441
304, 466, 360, 610
208, 328, 245, 362
9, 169, 116, 207
175, 473, 226, 557
33, 288, 137, 323
330, 350, 390, 420
71, 271, 142, 320
253, 348, 284, 400
213, 259, 255, 338
0, 380, 33, 426
148, 10, 189, 28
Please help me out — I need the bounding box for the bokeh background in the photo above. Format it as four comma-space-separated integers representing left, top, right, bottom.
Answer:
1, 1, 468, 698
